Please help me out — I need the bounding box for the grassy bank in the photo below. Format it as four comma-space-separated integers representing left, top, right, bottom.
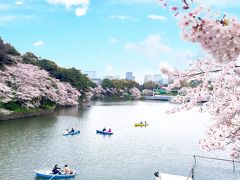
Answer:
0, 101, 55, 113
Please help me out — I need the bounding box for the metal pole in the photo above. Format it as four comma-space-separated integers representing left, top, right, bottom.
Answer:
233, 160, 235, 172
193, 154, 240, 174
192, 155, 196, 180
191, 168, 194, 180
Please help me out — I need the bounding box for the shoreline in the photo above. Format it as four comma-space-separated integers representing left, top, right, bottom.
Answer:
0, 98, 174, 121
0, 107, 55, 121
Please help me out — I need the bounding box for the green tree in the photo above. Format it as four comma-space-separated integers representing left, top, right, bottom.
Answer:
20, 53, 96, 91
101, 79, 139, 90
143, 81, 156, 90
101, 79, 115, 89
22, 52, 39, 65
0, 37, 20, 67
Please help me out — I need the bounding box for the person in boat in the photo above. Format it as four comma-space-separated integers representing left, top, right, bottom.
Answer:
63, 165, 73, 174
102, 127, 106, 131
64, 129, 69, 134
144, 121, 147, 124
154, 171, 161, 180
140, 121, 143, 124
107, 128, 111, 133
70, 128, 74, 133
52, 164, 61, 175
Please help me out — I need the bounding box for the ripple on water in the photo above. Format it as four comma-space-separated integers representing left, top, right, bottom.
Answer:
0, 101, 238, 180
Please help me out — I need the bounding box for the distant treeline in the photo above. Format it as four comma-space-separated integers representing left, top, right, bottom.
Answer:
101, 78, 139, 90
0, 37, 95, 92
0, 37, 167, 93
22, 52, 95, 91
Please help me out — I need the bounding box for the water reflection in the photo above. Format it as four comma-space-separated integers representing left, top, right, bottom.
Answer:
55, 106, 87, 117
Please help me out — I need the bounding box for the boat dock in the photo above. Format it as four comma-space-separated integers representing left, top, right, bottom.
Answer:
158, 173, 192, 180
144, 95, 173, 101
154, 155, 240, 180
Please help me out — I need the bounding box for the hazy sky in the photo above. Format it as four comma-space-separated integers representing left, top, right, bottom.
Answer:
1, 0, 240, 83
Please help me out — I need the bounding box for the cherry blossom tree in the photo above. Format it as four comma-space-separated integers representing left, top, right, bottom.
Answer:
129, 87, 141, 99
92, 86, 106, 99
0, 62, 81, 108
142, 89, 153, 96
83, 88, 94, 102
159, 0, 240, 158
0, 82, 13, 103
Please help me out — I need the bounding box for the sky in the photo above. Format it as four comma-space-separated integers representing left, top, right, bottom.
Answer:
1, 0, 240, 83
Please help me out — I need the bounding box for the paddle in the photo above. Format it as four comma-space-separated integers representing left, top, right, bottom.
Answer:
48, 169, 62, 180
48, 174, 56, 180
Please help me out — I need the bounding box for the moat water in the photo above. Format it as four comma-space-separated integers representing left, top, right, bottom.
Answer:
0, 101, 239, 180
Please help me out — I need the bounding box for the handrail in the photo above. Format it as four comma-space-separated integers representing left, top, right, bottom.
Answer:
187, 155, 197, 180
187, 155, 240, 180
193, 155, 240, 164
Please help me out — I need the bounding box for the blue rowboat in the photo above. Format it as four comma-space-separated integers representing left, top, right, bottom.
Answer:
96, 130, 113, 135
35, 170, 76, 179
63, 130, 80, 136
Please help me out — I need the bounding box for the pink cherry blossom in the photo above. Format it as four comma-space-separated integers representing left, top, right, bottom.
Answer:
142, 89, 153, 96
129, 87, 141, 99
160, 0, 240, 158
0, 62, 81, 108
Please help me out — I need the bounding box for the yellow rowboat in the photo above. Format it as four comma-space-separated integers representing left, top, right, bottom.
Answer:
134, 123, 149, 127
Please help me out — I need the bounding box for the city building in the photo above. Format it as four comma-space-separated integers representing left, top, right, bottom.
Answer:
144, 75, 153, 83
161, 78, 168, 85
153, 74, 162, 84
84, 71, 102, 86
92, 78, 101, 86
168, 75, 173, 84
125, 72, 135, 81
84, 71, 96, 79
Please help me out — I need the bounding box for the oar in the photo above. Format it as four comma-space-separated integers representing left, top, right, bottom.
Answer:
48, 174, 56, 180
49, 169, 65, 180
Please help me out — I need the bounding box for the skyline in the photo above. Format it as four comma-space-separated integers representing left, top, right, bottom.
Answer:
1, 0, 240, 83
84, 70, 166, 84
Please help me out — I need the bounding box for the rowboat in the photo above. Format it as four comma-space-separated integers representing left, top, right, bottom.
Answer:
63, 130, 80, 136
134, 123, 149, 127
35, 170, 76, 179
96, 130, 113, 135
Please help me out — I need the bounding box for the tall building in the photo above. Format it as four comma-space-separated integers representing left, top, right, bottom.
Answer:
84, 71, 101, 86
154, 74, 162, 84
84, 71, 96, 79
92, 78, 101, 86
125, 72, 135, 81
168, 75, 173, 84
144, 75, 153, 83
